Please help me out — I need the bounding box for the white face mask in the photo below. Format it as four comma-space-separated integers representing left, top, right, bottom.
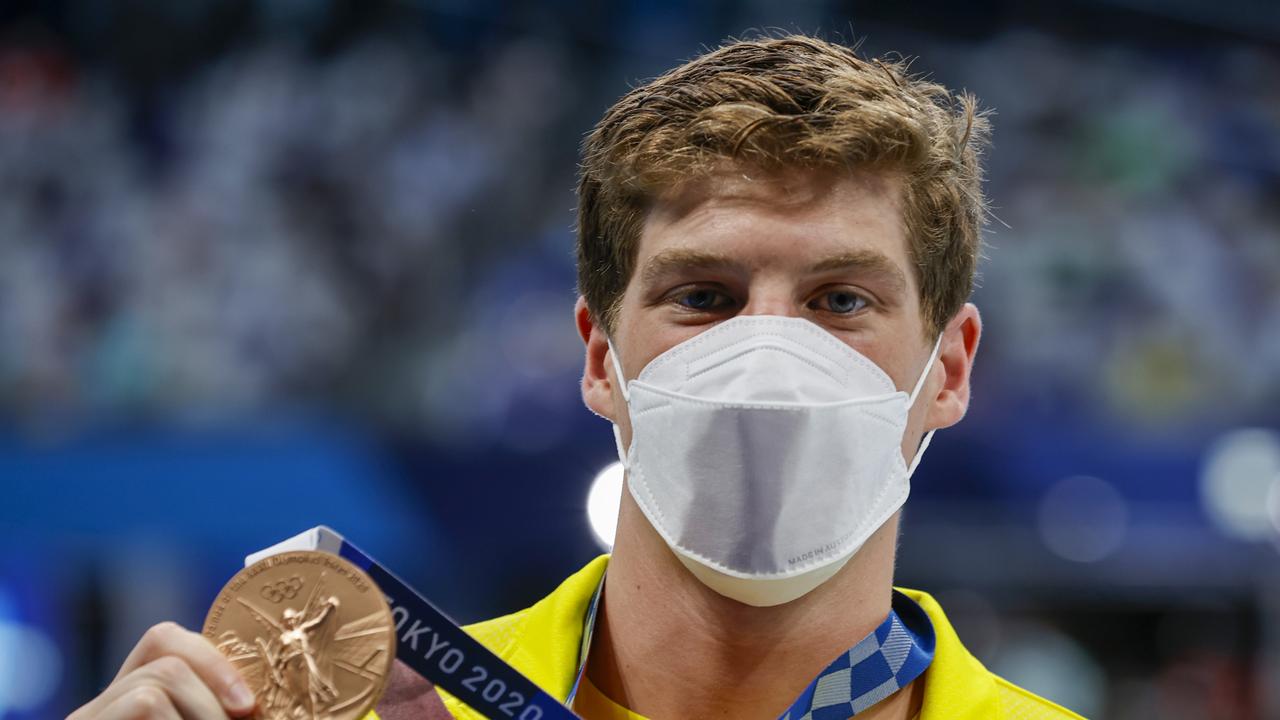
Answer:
609, 315, 942, 607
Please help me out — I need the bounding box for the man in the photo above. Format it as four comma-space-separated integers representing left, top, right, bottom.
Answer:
70, 35, 1084, 720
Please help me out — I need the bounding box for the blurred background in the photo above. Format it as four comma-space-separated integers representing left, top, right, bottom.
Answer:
0, 0, 1277, 717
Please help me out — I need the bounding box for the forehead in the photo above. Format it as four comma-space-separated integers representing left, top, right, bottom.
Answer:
638, 168, 910, 268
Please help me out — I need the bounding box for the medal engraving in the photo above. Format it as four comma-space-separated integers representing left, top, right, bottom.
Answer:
204, 551, 395, 720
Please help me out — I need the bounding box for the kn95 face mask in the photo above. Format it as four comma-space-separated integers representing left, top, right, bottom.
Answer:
608, 315, 942, 607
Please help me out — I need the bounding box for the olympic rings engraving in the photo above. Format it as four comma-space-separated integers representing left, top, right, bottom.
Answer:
259, 575, 305, 603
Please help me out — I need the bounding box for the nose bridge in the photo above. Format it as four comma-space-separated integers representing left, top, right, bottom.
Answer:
740, 274, 800, 317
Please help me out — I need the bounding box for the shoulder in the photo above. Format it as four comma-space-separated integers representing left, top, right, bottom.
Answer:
897, 587, 1088, 720
461, 606, 534, 659
439, 555, 611, 719
431, 609, 536, 720
994, 676, 1088, 719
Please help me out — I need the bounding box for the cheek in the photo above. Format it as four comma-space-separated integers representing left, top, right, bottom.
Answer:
859, 344, 915, 394
614, 313, 702, 377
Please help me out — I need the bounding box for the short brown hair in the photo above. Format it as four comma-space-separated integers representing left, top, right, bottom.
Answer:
576, 34, 991, 338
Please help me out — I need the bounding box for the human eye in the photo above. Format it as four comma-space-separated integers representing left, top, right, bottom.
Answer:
669, 286, 735, 313
809, 288, 870, 315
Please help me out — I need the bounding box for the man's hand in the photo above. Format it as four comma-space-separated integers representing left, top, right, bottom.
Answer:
67, 622, 256, 719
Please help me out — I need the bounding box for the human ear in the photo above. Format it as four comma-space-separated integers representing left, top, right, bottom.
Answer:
576, 296, 622, 423
924, 303, 982, 431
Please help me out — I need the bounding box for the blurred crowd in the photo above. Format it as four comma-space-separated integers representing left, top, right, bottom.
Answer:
0, 3, 1275, 443
967, 33, 1280, 429
0, 27, 583, 442
1, 2, 1278, 718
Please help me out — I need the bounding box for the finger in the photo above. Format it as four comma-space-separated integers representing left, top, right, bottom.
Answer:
83, 657, 236, 720
116, 622, 255, 715
98, 686, 182, 720
134, 656, 232, 720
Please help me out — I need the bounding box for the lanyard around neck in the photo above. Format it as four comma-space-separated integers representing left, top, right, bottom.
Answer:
567, 578, 936, 719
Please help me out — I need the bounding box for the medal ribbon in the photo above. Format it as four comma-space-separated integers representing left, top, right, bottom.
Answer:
250, 527, 578, 720
253, 527, 933, 720
566, 576, 935, 719
776, 589, 934, 719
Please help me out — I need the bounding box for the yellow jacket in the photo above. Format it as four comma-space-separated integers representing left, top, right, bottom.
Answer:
377, 555, 1084, 719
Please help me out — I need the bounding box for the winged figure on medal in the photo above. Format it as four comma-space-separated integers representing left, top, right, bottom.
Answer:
214, 571, 393, 719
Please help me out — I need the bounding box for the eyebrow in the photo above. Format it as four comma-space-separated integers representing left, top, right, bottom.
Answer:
639, 249, 741, 288
637, 246, 910, 295
806, 250, 908, 295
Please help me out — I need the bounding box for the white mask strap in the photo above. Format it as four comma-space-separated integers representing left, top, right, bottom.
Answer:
606, 337, 632, 468
606, 337, 630, 402
906, 429, 935, 477
904, 333, 944, 477
612, 424, 630, 470
907, 333, 944, 406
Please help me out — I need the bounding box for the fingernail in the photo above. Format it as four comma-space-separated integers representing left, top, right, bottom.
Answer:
226, 681, 255, 710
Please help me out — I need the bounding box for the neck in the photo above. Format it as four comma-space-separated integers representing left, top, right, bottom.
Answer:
584, 491, 922, 720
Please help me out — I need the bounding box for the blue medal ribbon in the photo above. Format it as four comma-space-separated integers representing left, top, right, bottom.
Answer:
258, 528, 933, 719
249, 527, 579, 720
567, 575, 934, 719
778, 590, 935, 719
336, 539, 576, 720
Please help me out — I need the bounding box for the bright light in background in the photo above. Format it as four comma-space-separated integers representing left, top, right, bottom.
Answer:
1038, 475, 1128, 563
1268, 482, 1280, 539
1200, 428, 1280, 541
587, 461, 625, 550
990, 622, 1105, 719
0, 620, 62, 713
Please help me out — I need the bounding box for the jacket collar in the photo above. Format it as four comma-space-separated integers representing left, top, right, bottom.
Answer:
493, 556, 1000, 718
896, 588, 1001, 720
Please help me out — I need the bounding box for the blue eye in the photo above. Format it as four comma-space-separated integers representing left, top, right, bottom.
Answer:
676, 288, 730, 311
817, 290, 867, 314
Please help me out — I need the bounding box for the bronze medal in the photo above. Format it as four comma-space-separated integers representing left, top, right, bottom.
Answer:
203, 550, 396, 719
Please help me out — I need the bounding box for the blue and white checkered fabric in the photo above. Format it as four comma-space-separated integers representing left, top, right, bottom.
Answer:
778, 591, 935, 719
570, 584, 934, 720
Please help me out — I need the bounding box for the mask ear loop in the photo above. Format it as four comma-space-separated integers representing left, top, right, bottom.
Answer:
905, 333, 944, 477
606, 338, 631, 468
606, 338, 630, 402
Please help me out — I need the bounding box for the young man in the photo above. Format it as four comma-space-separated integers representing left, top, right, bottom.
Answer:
71, 35, 1084, 720
431, 35, 1084, 720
